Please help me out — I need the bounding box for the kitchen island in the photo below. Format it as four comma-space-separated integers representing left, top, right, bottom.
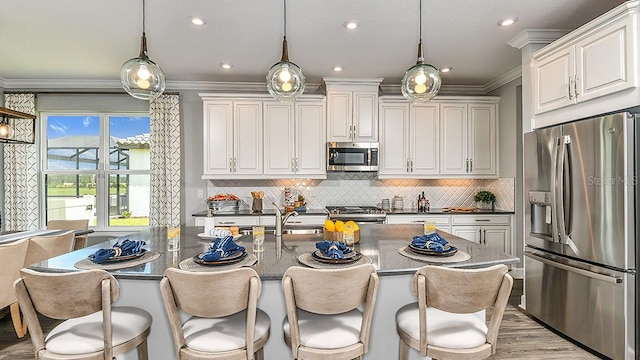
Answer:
29, 224, 519, 360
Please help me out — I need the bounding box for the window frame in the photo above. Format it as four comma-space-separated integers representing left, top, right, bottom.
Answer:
40, 111, 151, 232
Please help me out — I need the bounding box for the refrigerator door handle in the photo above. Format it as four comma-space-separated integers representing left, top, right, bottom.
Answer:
555, 135, 571, 245
551, 137, 562, 243
525, 252, 623, 284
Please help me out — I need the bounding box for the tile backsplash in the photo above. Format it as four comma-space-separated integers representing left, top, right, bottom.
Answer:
207, 174, 514, 212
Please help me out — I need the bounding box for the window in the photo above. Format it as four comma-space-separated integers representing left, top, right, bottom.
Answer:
42, 113, 151, 229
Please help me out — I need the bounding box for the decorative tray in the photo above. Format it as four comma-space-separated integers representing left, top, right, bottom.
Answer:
88, 249, 147, 263
408, 244, 458, 257
193, 251, 247, 266
311, 249, 362, 264
197, 233, 242, 240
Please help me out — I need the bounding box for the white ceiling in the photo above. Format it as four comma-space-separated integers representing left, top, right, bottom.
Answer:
0, 0, 627, 91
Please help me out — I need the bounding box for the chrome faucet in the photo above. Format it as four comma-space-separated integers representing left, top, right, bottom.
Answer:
273, 203, 299, 237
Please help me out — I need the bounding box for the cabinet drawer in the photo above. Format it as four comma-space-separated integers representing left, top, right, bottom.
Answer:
451, 214, 510, 225
211, 216, 260, 226
386, 215, 450, 226
284, 215, 328, 226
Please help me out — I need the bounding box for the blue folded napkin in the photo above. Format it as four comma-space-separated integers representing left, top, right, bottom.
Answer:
411, 233, 448, 253
315, 240, 352, 259
202, 235, 245, 261
91, 239, 146, 264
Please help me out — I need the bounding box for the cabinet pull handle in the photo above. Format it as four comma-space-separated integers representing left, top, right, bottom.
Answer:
466, 159, 469, 173
469, 158, 473, 172
295, 158, 299, 172
567, 77, 573, 100
234, 158, 237, 173
483, 229, 487, 244
410, 159, 414, 172
475, 219, 491, 222
410, 220, 425, 223
406, 158, 410, 173
352, 125, 356, 139
574, 75, 580, 98
289, 220, 302, 224
218, 221, 236, 224
229, 158, 233, 173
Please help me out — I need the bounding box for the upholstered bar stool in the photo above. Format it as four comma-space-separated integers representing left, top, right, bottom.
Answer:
396, 264, 513, 360
14, 268, 152, 360
160, 267, 271, 360
47, 219, 89, 250
0, 238, 30, 338
24, 230, 75, 266
281, 264, 379, 360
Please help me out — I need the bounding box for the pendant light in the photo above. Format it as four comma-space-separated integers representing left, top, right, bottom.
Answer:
266, 0, 305, 102
120, 0, 166, 100
401, 0, 441, 103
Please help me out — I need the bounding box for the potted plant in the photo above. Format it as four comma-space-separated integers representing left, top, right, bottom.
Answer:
474, 190, 496, 210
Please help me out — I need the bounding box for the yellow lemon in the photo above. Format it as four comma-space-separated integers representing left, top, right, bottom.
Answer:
345, 220, 359, 231
335, 220, 345, 232
324, 219, 335, 232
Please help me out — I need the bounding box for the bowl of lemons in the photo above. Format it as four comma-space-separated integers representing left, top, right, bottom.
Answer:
323, 219, 360, 244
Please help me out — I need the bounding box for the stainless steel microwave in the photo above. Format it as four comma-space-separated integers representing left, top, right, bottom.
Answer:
327, 142, 379, 172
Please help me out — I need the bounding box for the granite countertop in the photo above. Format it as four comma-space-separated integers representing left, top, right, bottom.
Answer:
387, 208, 515, 215
29, 224, 519, 281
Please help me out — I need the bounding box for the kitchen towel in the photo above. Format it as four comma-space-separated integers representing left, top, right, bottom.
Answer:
90, 239, 146, 264
202, 236, 245, 261
316, 240, 352, 259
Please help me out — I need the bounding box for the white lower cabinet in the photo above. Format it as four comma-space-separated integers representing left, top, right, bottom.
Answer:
209, 216, 260, 227
385, 215, 451, 233
450, 214, 511, 253
195, 215, 327, 228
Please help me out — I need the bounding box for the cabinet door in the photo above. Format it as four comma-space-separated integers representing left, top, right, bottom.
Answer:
203, 101, 234, 174
440, 103, 468, 175
327, 91, 352, 142
410, 104, 439, 175
353, 92, 378, 141
213, 216, 260, 227
532, 46, 575, 115
483, 226, 510, 253
296, 102, 326, 175
263, 102, 295, 175
575, 15, 636, 103
468, 104, 496, 175
378, 103, 409, 175
451, 226, 482, 243
234, 102, 263, 174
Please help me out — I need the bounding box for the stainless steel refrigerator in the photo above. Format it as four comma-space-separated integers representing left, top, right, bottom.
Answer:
524, 112, 638, 359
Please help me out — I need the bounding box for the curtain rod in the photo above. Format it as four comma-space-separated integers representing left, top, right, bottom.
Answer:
3, 91, 180, 96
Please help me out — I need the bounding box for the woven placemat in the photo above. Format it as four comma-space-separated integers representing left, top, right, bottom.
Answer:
179, 253, 258, 272
74, 251, 161, 270
398, 246, 471, 263
297, 252, 372, 269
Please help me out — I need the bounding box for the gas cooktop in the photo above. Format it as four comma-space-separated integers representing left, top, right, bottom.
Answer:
325, 206, 387, 223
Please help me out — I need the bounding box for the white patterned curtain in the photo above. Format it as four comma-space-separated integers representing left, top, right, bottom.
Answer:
149, 94, 181, 227
3, 93, 38, 231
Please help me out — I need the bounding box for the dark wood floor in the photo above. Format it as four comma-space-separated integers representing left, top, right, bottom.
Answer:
0, 279, 607, 359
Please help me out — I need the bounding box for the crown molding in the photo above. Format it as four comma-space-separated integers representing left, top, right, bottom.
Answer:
507, 29, 570, 49
484, 66, 522, 93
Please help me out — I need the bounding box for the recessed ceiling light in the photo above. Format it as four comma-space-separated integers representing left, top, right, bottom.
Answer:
333, 66, 343, 72
343, 20, 360, 30
440, 66, 452, 73
191, 17, 207, 26
497, 17, 517, 27
219, 63, 233, 70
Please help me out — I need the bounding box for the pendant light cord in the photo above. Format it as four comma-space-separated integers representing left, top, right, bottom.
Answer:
419, 0, 422, 43
283, 0, 287, 39
142, 0, 146, 35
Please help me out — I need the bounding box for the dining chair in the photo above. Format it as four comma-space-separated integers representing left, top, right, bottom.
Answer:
160, 267, 271, 360
47, 219, 89, 250
13, 268, 152, 360
395, 264, 513, 360
0, 238, 30, 338
281, 264, 379, 360
24, 230, 75, 266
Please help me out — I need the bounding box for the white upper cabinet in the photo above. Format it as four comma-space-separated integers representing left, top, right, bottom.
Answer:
531, 4, 639, 128
441, 102, 497, 177
201, 93, 325, 179
378, 101, 439, 177
202, 100, 262, 178
263, 100, 326, 177
325, 78, 382, 142
379, 96, 497, 178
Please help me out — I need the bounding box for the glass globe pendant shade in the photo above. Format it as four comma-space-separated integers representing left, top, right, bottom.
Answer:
266, 38, 305, 102
0, 122, 14, 139
401, 61, 441, 103
121, 54, 166, 100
